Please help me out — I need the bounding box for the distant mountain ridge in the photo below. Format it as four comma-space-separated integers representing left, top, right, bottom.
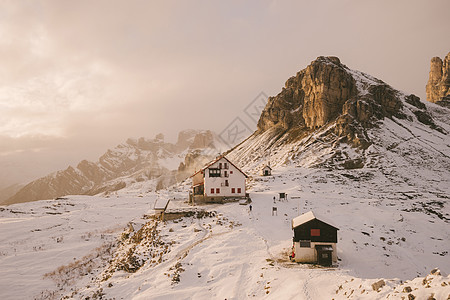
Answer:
4, 130, 223, 205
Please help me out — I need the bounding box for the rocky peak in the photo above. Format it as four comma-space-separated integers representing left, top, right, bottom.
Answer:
258, 56, 358, 131
426, 52, 450, 103
189, 130, 215, 149
176, 129, 198, 150
256, 55, 436, 148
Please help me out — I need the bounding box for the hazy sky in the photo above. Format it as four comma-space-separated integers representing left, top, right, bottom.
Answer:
0, 0, 449, 187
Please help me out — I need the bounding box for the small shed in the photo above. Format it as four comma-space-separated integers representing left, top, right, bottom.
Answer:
290, 211, 339, 266
262, 165, 272, 176
154, 198, 170, 213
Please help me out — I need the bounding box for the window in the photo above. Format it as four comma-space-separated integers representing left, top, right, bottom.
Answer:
230, 171, 233, 174
219, 163, 222, 169
211, 188, 214, 194
231, 188, 235, 193
225, 180, 229, 187
224, 163, 228, 169
299, 240, 311, 248
237, 188, 241, 193
224, 171, 228, 177
311, 229, 320, 236
209, 168, 221, 177
216, 188, 220, 194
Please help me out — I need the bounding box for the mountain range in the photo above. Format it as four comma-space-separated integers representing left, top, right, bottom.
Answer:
2, 130, 224, 205
4, 53, 450, 206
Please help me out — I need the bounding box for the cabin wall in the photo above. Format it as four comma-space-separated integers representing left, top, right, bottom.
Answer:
293, 242, 337, 263
293, 219, 338, 243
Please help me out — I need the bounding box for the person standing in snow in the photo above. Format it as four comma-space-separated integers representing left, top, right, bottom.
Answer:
249, 204, 252, 212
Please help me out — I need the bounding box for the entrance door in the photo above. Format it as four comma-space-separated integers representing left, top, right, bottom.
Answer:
317, 249, 332, 266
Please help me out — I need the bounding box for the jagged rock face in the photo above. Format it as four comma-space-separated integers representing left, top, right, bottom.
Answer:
257, 56, 410, 148
426, 53, 450, 103
176, 130, 199, 150
301, 57, 357, 128
189, 130, 215, 149
258, 56, 357, 131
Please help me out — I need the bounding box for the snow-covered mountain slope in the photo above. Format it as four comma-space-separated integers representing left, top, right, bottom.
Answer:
4, 130, 224, 205
1, 165, 449, 299
228, 56, 450, 177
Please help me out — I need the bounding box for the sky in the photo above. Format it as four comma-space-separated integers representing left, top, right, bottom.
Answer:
0, 0, 449, 188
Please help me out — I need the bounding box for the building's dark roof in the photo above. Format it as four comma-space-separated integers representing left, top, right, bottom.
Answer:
190, 155, 248, 178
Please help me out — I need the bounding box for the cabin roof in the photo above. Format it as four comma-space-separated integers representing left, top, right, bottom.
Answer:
263, 165, 272, 170
190, 155, 248, 178
292, 210, 339, 230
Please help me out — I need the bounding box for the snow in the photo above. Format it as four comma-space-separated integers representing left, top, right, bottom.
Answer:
1, 161, 449, 299
292, 210, 338, 229
0, 195, 155, 300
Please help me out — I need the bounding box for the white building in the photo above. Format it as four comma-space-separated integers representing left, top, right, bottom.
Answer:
291, 211, 339, 266
190, 156, 248, 204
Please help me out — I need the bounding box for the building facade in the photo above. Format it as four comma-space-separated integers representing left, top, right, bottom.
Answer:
191, 156, 247, 204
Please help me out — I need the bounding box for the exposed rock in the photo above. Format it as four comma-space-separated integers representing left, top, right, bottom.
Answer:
405, 94, 426, 110
258, 56, 357, 132
403, 286, 413, 293
426, 52, 450, 103
256, 56, 417, 149
371, 279, 386, 291
176, 130, 199, 150
190, 130, 216, 149
430, 268, 441, 276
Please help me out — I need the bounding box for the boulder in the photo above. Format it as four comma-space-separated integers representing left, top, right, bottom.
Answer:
371, 279, 386, 291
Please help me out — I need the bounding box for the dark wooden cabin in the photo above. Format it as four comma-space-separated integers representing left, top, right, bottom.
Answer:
291, 211, 339, 266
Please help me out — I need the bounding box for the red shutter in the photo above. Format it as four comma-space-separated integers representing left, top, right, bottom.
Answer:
237, 188, 241, 193
211, 188, 214, 194
216, 188, 220, 194
311, 229, 320, 236
232, 188, 235, 193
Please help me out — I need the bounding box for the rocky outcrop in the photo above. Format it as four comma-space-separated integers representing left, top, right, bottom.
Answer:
426, 52, 450, 103
258, 57, 358, 131
256, 56, 433, 148
189, 130, 215, 149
